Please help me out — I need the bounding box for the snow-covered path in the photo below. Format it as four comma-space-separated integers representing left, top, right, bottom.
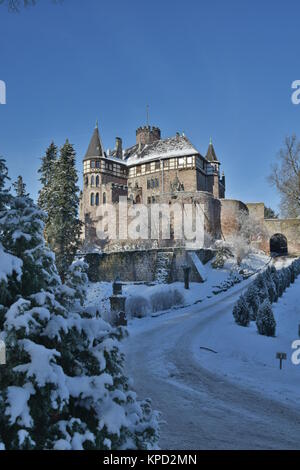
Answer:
124, 283, 300, 450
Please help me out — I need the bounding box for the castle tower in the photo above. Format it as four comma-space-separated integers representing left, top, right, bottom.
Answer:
206, 139, 225, 198
80, 122, 128, 246
136, 126, 161, 146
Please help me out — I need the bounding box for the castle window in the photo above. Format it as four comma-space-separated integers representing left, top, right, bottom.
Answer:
96, 175, 100, 187
90, 161, 95, 168
146, 163, 151, 172
136, 166, 141, 175
103, 192, 106, 204
155, 161, 160, 170
155, 178, 159, 188
163, 160, 169, 168
147, 179, 150, 189
90, 193, 95, 206
96, 161, 100, 168
151, 179, 155, 189
95, 193, 99, 206
178, 157, 185, 167
91, 175, 95, 187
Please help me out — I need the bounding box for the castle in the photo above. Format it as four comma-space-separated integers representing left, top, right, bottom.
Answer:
80, 121, 300, 259
80, 122, 226, 248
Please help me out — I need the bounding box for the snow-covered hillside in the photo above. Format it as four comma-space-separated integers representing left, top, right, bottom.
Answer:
123, 257, 300, 449
193, 274, 300, 408
85, 252, 271, 321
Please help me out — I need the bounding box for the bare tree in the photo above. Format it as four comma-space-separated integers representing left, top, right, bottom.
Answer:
269, 135, 300, 218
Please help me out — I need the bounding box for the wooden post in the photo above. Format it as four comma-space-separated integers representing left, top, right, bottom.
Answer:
182, 265, 191, 290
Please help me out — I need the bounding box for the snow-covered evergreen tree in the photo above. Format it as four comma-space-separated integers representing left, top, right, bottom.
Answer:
37, 142, 58, 244
13, 175, 29, 198
0, 173, 159, 450
46, 140, 82, 282
65, 259, 88, 306
253, 272, 269, 303
264, 268, 278, 303
0, 157, 11, 212
0, 178, 60, 298
0, 163, 22, 311
256, 300, 276, 337
244, 284, 260, 320
233, 295, 250, 326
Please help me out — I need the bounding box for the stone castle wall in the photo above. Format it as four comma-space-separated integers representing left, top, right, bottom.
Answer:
220, 199, 249, 240
85, 248, 215, 283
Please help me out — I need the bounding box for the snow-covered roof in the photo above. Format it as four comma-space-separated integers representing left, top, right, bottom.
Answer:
105, 135, 202, 167
84, 127, 207, 168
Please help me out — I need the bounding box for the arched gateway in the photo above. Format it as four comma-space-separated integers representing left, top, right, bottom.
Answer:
270, 233, 288, 255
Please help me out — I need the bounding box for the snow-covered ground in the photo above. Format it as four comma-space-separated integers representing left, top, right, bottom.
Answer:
121, 256, 300, 449
193, 274, 300, 409
84, 252, 271, 321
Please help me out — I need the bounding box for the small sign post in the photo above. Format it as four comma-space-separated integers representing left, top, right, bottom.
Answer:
276, 352, 287, 370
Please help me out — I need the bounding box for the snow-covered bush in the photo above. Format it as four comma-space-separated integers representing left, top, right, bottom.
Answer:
150, 289, 183, 313
126, 288, 184, 318
211, 245, 233, 269
65, 259, 88, 306
232, 295, 250, 327
264, 268, 278, 303
253, 273, 269, 303
126, 296, 150, 318
244, 284, 260, 320
256, 300, 276, 337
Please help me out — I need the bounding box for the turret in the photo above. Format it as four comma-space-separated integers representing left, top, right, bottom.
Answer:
136, 126, 161, 146
84, 121, 105, 160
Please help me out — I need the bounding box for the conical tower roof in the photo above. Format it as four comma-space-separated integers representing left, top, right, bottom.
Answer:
206, 138, 219, 163
84, 122, 104, 160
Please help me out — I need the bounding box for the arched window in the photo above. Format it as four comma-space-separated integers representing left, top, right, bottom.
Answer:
103, 192, 106, 204
91, 175, 95, 187
90, 193, 95, 206
95, 193, 99, 206
96, 175, 100, 187
85, 176, 89, 187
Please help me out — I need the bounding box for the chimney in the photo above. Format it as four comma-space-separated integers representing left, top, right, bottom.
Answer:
115, 137, 123, 159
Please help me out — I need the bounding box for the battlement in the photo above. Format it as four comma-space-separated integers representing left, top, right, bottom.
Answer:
136, 125, 161, 146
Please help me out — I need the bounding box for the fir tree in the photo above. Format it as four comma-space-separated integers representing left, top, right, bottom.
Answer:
233, 295, 250, 327
0, 177, 60, 298
13, 175, 29, 197
0, 183, 159, 450
244, 284, 259, 320
0, 157, 11, 213
38, 142, 58, 243
46, 140, 82, 282
256, 300, 276, 337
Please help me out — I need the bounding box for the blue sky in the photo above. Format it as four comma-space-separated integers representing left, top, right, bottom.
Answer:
0, 0, 300, 211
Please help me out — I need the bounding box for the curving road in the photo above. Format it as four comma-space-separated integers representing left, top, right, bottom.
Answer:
124, 284, 300, 450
